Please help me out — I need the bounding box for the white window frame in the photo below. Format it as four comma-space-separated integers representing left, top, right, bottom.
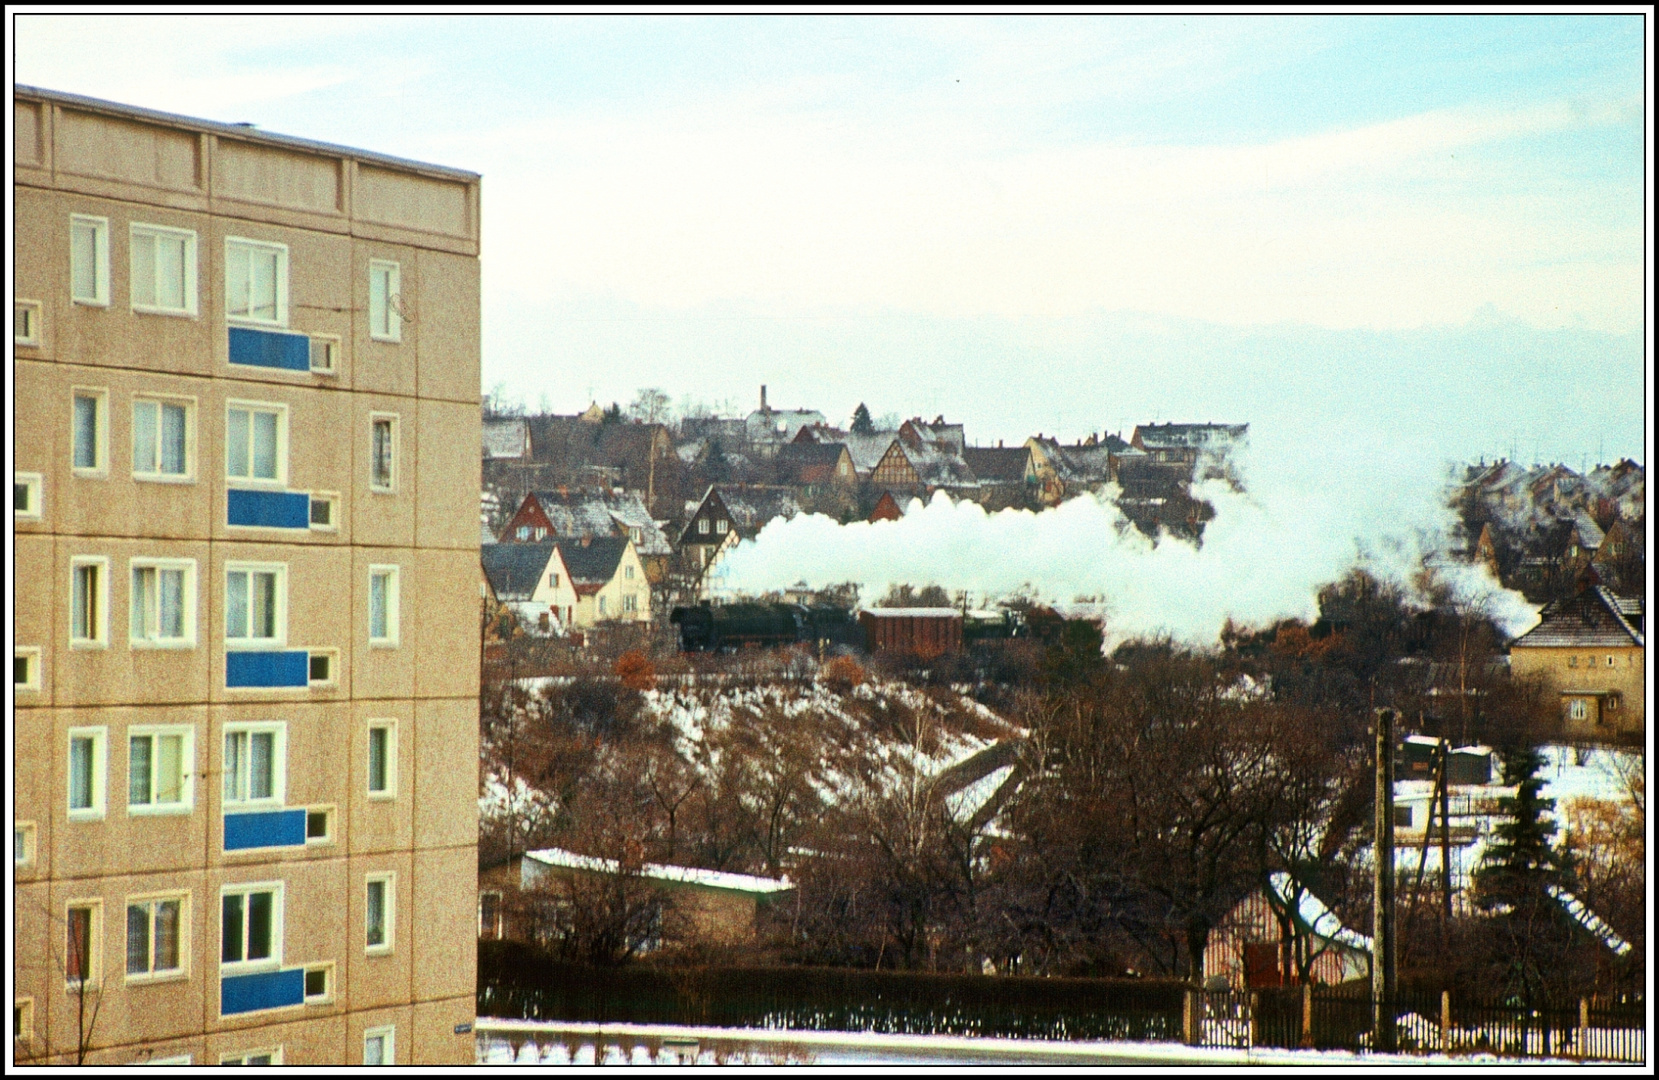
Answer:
131, 394, 196, 483
697, 518, 710, 535
303, 962, 334, 1005
220, 1048, 284, 1066
1568, 698, 1589, 721
364, 873, 395, 956
70, 214, 110, 307
143, 1054, 194, 1066
224, 400, 289, 488
369, 413, 399, 494
366, 720, 397, 800
715, 519, 728, 535
218, 881, 284, 975
221, 723, 287, 810
305, 805, 334, 846
308, 648, 338, 687
15, 647, 43, 693
623, 594, 637, 614
129, 558, 198, 649
129, 222, 199, 317
308, 491, 338, 532
126, 725, 195, 815
123, 891, 190, 983
67, 727, 108, 820
15, 821, 38, 867
15, 299, 43, 346
368, 259, 402, 343
70, 556, 110, 648
71, 387, 109, 477
224, 236, 290, 328
64, 899, 103, 988
368, 565, 400, 647
625, 564, 635, 580
309, 333, 339, 375
14, 996, 35, 1042
224, 562, 288, 649
16, 472, 44, 520
363, 1025, 395, 1066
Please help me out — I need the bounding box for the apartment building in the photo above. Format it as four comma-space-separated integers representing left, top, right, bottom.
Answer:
13, 87, 481, 1065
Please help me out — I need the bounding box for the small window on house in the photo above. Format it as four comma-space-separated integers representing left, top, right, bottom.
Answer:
1393, 806, 1413, 829
14, 822, 37, 867
70, 558, 109, 647
1568, 655, 1577, 668
369, 566, 400, 646
15, 473, 43, 520
305, 808, 332, 844
515, 526, 530, 541
1605, 655, 1616, 667
308, 650, 336, 686
226, 403, 287, 485
130, 560, 196, 648
225, 565, 285, 646
1568, 699, 1589, 721
365, 874, 394, 954
715, 519, 728, 535
599, 595, 608, 617
72, 390, 108, 474
125, 895, 185, 979
370, 415, 397, 492
698, 519, 710, 535
625, 564, 635, 580
131, 224, 198, 316
368, 260, 402, 342
14, 648, 42, 692
223, 725, 285, 808
532, 526, 547, 541
367, 722, 396, 797
309, 493, 337, 530
132, 397, 194, 481
127, 727, 193, 813
70, 215, 110, 306
15, 299, 42, 346
303, 963, 333, 1003
623, 594, 637, 614
548, 572, 560, 588
1606, 693, 1621, 712
68, 728, 108, 819
66, 902, 100, 986
14, 997, 34, 1043
225, 238, 288, 326
363, 1026, 394, 1065
309, 335, 339, 375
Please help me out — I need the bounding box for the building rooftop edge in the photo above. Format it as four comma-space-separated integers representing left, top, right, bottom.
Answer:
16, 83, 481, 183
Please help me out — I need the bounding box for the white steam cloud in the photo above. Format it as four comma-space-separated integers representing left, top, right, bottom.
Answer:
717, 425, 1540, 649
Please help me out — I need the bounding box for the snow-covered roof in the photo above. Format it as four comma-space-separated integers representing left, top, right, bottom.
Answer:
522, 847, 792, 895
861, 608, 963, 618
483, 418, 530, 460
1268, 871, 1372, 953
1549, 886, 1632, 956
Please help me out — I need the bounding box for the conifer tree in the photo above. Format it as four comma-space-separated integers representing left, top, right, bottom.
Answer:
850, 403, 875, 435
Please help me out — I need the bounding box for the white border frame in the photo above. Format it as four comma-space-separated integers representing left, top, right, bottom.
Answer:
125, 724, 196, 815
129, 222, 199, 317
224, 236, 290, 328
69, 214, 110, 307
128, 558, 199, 649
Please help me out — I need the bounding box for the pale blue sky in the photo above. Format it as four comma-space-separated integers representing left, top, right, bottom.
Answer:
14, 13, 1648, 464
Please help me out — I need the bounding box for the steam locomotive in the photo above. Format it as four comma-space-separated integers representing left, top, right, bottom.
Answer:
669, 602, 1024, 653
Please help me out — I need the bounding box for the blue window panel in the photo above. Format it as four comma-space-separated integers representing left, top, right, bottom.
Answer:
224, 809, 307, 851
226, 651, 308, 689
228, 326, 309, 371
221, 968, 305, 1016
227, 488, 310, 529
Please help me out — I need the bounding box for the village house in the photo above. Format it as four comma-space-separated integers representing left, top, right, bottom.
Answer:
481, 408, 677, 519
677, 485, 803, 573
1205, 872, 1371, 990
868, 490, 905, 522
774, 440, 858, 491
1129, 422, 1248, 472
497, 489, 673, 583
479, 849, 792, 952
961, 444, 1039, 509
1508, 584, 1644, 740
744, 386, 825, 459
480, 543, 579, 634
481, 537, 651, 632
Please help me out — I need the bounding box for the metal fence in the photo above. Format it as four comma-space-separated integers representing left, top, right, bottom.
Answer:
1185, 987, 1645, 1063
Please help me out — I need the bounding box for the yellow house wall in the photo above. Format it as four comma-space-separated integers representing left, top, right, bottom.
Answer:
1510, 644, 1645, 736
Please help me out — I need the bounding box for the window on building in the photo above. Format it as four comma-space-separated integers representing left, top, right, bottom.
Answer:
66, 902, 99, 985
225, 403, 286, 484
303, 964, 332, 1004
599, 595, 608, 617
130, 224, 198, 316
73, 390, 108, 474
367, 722, 396, 797
309, 493, 337, 530
697, 518, 709, 535
220, 1049, 282, 1066
1568, 699, 1589, 722
223, 726, 285, 808
365, 875, 394, 954
15, 299, 42, 346
532, 526, 547, 541
225, 238, 288, 326
68, 728, 108, 819
363, 1026, 394, 1066
128, 728, 192, 812
132, 397, 192, 480
548, 572, 560, 588
130, 560, 195, 647
14, 822, 37, 867
71, 558, 108, 646
305, 808, 332, 844
225, 565, 285, 646
368, 260, 401, 342
1568, 655, 1577, 668
715, 519, 728, 535
623, 594, 637, 614
370, 415, 397, 492
220, 884, 282, 971
308, 650, 337, 686
14, 997, 34, 1043
15, 648, 42, 692
515, 526, 530, 540
70, 215, 110, 306
309, 334, 339, 375
369, 566, 400, 646
125, 896, 184, 979
625, 564, 635, 580
15, 472, 43, 520
1606, 655, 1617, 667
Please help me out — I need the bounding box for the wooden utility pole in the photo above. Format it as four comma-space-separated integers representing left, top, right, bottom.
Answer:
1373, 706, 1398, 1053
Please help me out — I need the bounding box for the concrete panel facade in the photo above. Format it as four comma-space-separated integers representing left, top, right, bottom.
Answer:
14, 85, 479, 1065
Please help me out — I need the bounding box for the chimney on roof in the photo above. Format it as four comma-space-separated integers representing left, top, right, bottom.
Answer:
998, 439, 1003, 448
581, 535, 591, 548
760, 385, 768, 412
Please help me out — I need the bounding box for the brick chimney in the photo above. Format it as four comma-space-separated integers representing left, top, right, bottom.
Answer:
760, 385, 768, 412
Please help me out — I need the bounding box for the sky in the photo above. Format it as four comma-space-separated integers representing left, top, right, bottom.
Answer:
12, 13, 1651, 467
